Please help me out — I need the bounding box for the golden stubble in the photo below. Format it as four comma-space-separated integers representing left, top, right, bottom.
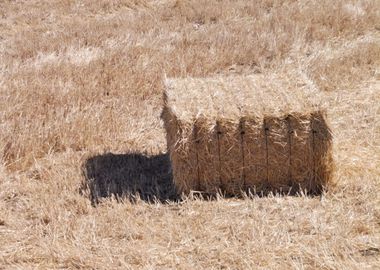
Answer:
0, 0, 379, 268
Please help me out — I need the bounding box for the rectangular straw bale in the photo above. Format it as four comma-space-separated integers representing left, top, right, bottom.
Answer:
161, 106, 197, 194
217, 119, 244, 195
265, 116, 291, 192
287, 114, 313, 191
241, 117, 267, 192
194, 118, 221, 193
163, 73, 333, 195
311, 112, 334, 193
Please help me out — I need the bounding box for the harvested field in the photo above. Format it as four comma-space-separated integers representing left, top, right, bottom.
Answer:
0, 0, 380, 269
163, 74, 333, 195
307, 34, 380, 91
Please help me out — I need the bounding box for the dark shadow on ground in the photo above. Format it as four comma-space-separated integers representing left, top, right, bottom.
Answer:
83, 153, 179, 204
82, 153, 323, 205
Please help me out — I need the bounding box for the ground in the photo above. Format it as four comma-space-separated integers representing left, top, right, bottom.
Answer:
0, 0, 379, 269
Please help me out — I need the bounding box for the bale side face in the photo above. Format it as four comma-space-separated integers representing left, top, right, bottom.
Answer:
242, 117, 267, 192
164, 110, 333, 195
217, 119, 244, 195
194, 118, 221, 194
265, 117, 291, 192
288, 114, 314, 191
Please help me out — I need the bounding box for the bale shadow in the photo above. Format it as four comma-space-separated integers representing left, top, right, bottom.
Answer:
82, 153, 323, 205
83, 152, 179, 204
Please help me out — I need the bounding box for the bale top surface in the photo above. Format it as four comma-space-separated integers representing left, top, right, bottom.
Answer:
165, 73, 323, 121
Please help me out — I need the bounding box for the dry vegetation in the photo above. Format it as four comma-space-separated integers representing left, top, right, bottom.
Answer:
0, 0, 379, 269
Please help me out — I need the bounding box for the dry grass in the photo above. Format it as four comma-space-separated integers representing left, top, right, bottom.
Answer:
0, 0, 379, 268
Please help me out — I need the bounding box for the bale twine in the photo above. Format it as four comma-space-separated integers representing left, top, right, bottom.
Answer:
162, 73, 333, 195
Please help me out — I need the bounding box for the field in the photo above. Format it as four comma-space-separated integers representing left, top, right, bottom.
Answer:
0, 0, 379, 269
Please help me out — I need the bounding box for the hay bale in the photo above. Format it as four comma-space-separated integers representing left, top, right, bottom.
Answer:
287, 114, 313, 190
217, 118, 244, 195
241, 117, 267, 192
162, 73, 333, 195
194, 118, 220, 193
266, 116, 290, 191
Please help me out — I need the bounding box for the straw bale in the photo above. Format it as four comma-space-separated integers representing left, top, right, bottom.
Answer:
311, 112, 334, 193
194, 118, 220, 193
241, 117, 267, 192
266, 116, 290, 192
162, 73, 333, 195
217, 119, 244, 195
287, 114, 313, 191
162, 91, 198, 194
